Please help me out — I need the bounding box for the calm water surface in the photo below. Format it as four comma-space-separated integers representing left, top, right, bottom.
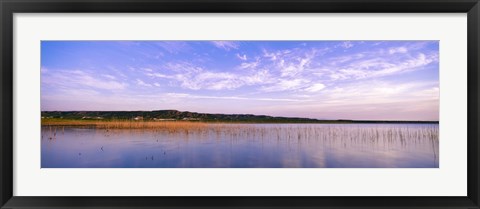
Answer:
41, 123, 439, 168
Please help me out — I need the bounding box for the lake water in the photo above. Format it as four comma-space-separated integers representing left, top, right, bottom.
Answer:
41, 123, 439, 168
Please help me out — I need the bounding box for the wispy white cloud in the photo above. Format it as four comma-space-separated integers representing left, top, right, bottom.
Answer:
178, 72, 242, 90
239, 61, 259, 70
236, 53, 247, 61
150, 43, 437, 94
165, 93, 310, 102
262, 49, 292, 61
261, 48, 318, 79
134, 42, 437, 96
304, 83, 326, 92
150, 60, 273, 91
261, 79, 308, 92
42, 70, 128, 91
340, 41, 353, 49
389, 47, 408, 54
165, 62, 203, 74
321, 80, 439, 104
242, 70, 271, 85
136, 79, 152, 87
145, 72, 171, 78
211, 41, 239, 51
325, 51, 438, 81
102, 74, 116, 80
156, 42, 189, 54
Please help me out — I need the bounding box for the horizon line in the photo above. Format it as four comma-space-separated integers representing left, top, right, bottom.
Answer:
40, 109, 439, 122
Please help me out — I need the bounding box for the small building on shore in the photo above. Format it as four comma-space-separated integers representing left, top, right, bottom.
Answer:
182, 117, 200, 121
153, 118, 176, 121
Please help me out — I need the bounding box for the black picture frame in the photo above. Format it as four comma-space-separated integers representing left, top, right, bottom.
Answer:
1, 0, 479, 208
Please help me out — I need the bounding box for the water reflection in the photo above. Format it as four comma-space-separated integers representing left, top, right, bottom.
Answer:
41, 123, 439, 168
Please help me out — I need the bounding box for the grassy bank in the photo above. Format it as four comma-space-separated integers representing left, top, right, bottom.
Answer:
42, 118, 209, 130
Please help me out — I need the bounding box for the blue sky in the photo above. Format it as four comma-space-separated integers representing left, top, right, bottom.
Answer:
41, 41, 439, 121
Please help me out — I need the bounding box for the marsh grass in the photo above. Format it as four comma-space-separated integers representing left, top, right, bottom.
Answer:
42, 119, 439, 147
42, 119, 208, 130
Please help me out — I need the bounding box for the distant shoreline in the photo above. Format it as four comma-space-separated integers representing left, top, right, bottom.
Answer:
41, 110, 439, 125
41, 110, 439, 124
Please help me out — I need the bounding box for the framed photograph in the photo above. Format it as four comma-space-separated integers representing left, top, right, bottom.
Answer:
1, 0, 479, 208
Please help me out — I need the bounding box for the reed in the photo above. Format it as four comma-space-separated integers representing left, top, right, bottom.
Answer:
42, 119, 208, 131
41, 119, 439, 148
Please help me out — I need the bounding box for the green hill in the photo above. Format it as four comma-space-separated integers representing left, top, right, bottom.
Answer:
41, 110, 438, 124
